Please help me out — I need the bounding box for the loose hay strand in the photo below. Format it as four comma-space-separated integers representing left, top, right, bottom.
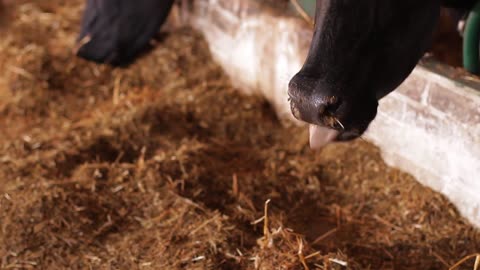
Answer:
474, 255, 480, 270
262, 199, 272, 247
297, 237, 309, 270
312, 228, 337, 245
449, 253, 480, 270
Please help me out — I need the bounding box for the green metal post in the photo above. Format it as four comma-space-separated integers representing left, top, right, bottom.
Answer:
463, 1, 480, 74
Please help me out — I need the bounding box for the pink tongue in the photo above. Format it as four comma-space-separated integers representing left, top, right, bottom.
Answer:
309, 124, 339, 150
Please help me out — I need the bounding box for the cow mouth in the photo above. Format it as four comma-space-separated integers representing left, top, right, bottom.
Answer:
289, 101, 342, 150
288, 96, 361, 149
308, 124, 340, 150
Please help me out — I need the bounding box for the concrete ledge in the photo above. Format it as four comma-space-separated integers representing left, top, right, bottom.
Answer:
171, 0, 480, 227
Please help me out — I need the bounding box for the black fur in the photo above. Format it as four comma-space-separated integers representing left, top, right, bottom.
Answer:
76, 0, 174, 66
289, 0, 441, 141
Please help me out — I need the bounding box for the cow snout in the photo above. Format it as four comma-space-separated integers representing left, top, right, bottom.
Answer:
288, 72, 379, 149
288, 79, 343, 130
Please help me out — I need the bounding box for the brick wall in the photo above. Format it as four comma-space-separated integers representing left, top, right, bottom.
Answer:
170, 0, 480, 227
369, 68, 480, 224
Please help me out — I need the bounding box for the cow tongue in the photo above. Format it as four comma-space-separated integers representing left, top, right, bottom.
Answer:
309, 124, 339, 150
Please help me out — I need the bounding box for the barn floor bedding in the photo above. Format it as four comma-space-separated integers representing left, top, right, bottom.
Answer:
0, 1, 479, 270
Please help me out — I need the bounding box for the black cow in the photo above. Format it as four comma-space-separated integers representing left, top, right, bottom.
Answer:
76, 0, 476, 148
288, 0, 476, 149
76, 0, 174, 66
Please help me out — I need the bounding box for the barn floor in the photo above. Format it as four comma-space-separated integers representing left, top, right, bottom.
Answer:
0, 1, 479, 269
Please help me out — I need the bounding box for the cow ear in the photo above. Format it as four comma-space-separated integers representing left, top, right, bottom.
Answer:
76, 0, 175, 66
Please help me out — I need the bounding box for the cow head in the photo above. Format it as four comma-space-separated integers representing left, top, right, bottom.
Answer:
76, 0, 174, 66
288, 0, 440, 148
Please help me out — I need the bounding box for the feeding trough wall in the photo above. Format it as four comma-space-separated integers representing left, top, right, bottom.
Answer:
169, 0, 480, 228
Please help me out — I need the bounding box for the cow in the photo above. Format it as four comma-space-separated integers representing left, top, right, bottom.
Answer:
288, 0, 476, 149
75, 0, 477, 148
76, 0, 174, 66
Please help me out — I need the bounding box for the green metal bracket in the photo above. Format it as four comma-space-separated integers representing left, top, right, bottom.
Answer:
298, 0, 316, 18
291, 0, 316, 19
463, 1, 480, 74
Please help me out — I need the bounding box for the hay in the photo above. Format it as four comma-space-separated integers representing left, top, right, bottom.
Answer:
0, 1, 479, 269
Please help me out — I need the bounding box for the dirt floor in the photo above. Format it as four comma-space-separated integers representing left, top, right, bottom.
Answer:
1, 1, 479, 270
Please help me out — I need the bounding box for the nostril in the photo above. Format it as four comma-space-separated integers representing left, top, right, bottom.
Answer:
317, 104, 327, 115
287, 80, 301, 100
325, 96, 341, 113
317, 96, 342, 117
290, 101, 301, 120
